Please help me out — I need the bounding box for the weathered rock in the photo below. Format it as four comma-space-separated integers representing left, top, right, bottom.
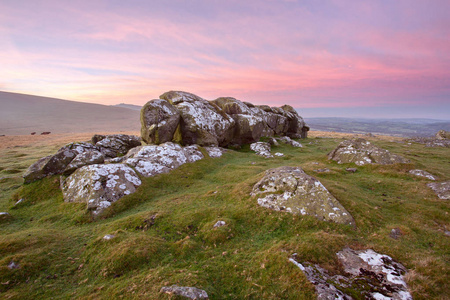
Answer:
140, 99, 181, 144
276, 136, 302, 147
161, 91, 235, 146
250, 142, 273, 158
93, 134, 141, 158
160, 285, 208, 299
8, 261, 19, 270
328, 138, 410, 166
204, 147, 227, 158
124, 142, 204, 177
103, 234, 115, 240
346, 168, 357, 173
63, 150, 105, 175
409, 169, 436, 180
427, 181, 450, 200
435, 130, 450, 140
251, 166, 354, 225
213, 220, 226, 228
390, 228, 403, 239
290, 248, 412, 300
141, 91, 309, 147
0, 212, 12, 221
23, 142, 99, 183
61, 164, 142, 215
267, 137, 279, 146
314, 168, 330, 173
274, 152, 284, 157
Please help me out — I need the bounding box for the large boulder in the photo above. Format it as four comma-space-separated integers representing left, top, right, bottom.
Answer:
328, 138, 410, 166
61, 164, 141, 215
290, 248, 412, 299
141, 91, 309, 147
92, 134, 141, 158
23, 142, 99, 183
160, 91, 235, 146
140, 99, 181, 144
124, 142, 204, 177
251, 166, 354, 225
63, 150, 105, 175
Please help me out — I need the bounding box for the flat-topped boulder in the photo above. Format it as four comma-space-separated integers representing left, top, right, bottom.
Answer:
251, 166, 354, 225
328, 138, 410, 166
141, 91, 309, 147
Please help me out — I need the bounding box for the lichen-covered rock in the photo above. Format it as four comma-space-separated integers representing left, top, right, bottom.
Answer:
124, 142, 204, 177
141, 91, 309, 147
161, 91, 235, 146
251, 166, 354, 225
61, 164, 141, 215
204, 146, 227, 158
93, 134, 141, 158
276, 136, 302, 147
435, 130, 450, 140
23, 142, 98, 183
160, 285, 208, 299
409, 169, 436, 180
140, 99, 181, 144
250, 142, 273, 158
427, 181, 450, 200
63, 150, 105, 175
290, 248, 412, 300
328, 138, 410, 166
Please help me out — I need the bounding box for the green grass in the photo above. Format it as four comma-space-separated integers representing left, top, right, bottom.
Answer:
0, 137, 449, 299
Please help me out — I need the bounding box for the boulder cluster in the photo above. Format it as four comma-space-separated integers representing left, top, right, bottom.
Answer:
141, 91, 309, 147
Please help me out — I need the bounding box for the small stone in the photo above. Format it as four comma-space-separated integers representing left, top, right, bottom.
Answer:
409, 169, 436, 180
389, 228, 403, 239
14, 198, 23, 206
8, 261, 19, 269
274, 152, 284, 157
346, 168, 357, 173
213, 221, 226, 228
314, 168, 330, 173
160, 285, 208, 299
103, 234, 115, 240
427, 181, 450, 200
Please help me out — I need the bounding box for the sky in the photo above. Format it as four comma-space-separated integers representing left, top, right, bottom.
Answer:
1, 0, 449, 119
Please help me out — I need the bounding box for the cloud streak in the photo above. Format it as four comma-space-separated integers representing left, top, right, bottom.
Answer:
0, 0, 449, 118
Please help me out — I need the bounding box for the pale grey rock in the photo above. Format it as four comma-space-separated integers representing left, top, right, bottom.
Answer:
140, 99, 181, 144
23, 142, 98, 183
276, 136, 303, 147
250, 142, 273, 158
346, 168, 357, 173
409, 169, 436, 180
160, 285, 208, 299
274, 152, 284, 157
161, 91, 235, 147
213, 220, 226, 228
290, 248, 412, 300
61, 164, 141, 216
124, 142, 204, 177
204, 147, 227, 158
314, 168, 331, 173
251, 166, 354, 225
64, 150, 105, 175
427, 181, 450, 200
8, 261, 19, 270
103, 234, 115, 240
94, 134, 141, 158
328, 138, 409, 166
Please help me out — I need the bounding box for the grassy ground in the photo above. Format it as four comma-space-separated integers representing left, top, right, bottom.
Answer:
0, 132, 449, 299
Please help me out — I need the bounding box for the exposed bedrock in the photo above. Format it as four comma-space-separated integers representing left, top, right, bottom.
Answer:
141, 91, 309, 147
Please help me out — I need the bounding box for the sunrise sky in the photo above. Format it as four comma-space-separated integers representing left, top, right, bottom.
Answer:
1, 0, 449, 118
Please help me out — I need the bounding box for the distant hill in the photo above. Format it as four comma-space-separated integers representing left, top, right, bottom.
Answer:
0, 91, 140, 135
304, 117, 450, 137
112, 103, 142, 111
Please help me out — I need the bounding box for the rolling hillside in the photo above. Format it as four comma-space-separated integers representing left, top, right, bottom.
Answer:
0, 91, 140, 135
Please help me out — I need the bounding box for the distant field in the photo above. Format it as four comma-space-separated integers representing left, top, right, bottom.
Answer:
305, 117, 450, 137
